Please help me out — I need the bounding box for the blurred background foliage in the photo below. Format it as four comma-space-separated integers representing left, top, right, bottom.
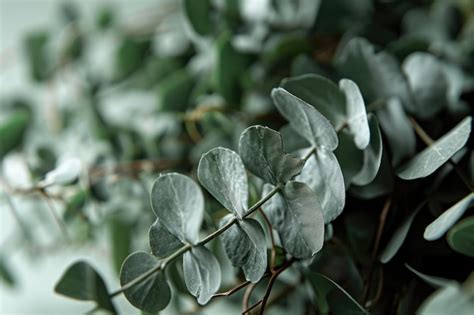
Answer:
0, 0, 473, 314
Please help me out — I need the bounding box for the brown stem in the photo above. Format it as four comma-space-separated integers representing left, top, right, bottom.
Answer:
242, 283, 258, 314
212, 280, 252, 298
242, 300, 262, 315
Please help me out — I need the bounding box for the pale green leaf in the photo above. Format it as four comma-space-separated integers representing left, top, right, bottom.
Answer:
262, 181, 324, 258
424, 193, 474, 241
239, 125, 304, 185
339, 79, 370, 149
183, 245, 221, 305
380, 204, 424, 263
120, 252, 171, 313
55, 261, 116, 313
352, 114, 383, 186
220, 216, 267, 283
295, 148, 345, 223
447, 216, 474, 257
402, 52, 448, 119
150, 173, 204, 244
398, 117, 472, 180
405, 264, 454, 288
417, 284, 474, 315
149, 219, 183, 258
198, 147, 248, 218
38, 158, 82, 188
376, 98, 416, 166
271, 87, 338, 150
281, 74, 346, 130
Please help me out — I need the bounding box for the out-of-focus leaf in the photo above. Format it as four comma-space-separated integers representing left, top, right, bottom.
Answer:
115, 37, 150, 80
149, 219, 183, 258
295, 148, 345, 223
334, 130, 364, 189
424, 193, 473, 241
0, 256, 16, 287
158, 69, 195, 112
183, 0, 211, 36
239, 125, 304, 185
150, 173, 204, 244
447, 216, 474, 257
120, 252, 171, 313
0, 110, 30, 159
405, 264, 454, 288
24, 31, 51, 81
262, 181, 324, 258
417, 283, 474, 315
55, 261, 116, 313
219, 216, 267, 283
109, 215, 133, 275
198, 147, 248, 218
397, 117, 472, 180
272, 87, 338, 150
183, 245, 221, 305
352, 114, 383, 186
38, 158, 82, 188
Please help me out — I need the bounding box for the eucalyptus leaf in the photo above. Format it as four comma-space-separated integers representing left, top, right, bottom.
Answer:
402, 52, 448, 119
447, 216, 474, 257
424, 192, 473, 241
398, 117, 472, 180
335, 37, 414, 112
280, 124, 310, 153
238, 125, 304, 185
306, 272, 368, 315
149, 219, 184, 258
417, 283, 474, 315
380, 204, 424, 263
339, 79, 370, 149
220, 216, 267, 283
183, 245, 221, 305
198, 147, 248, 218
0, 110, 30, 159
38, 158, 82, 188
405, 264, 454, 288
183, 0, 211, 36
120, 252, 171, 313
150, 173, 204, 244
262, 181, 324, 258
334, 129, 364, 188
376, 98, 416, 166
295, 148, 345, 223
0, 257, 16, 287
55, 261, 116, 313
271, 87, 338, 150
352, 114, 383, 186
281, 74, 346, 129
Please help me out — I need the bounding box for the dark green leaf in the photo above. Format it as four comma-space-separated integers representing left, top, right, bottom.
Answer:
183, 0, 211, 36
417, 284, 474, 315
198, 147, 248, 218
120, 252, 171, 313
397, 117, 472, 180
220, 216, 267, 283
334, 130, 364, 189
239, 125, 304, 185
158, 69, 195, 112
447, 216, 474, 257
0, 256, 16, 287
0, 110, 30, 159
109, 215, 133, 275
149, 219, 183, 258
183, 245, 221, 304
55, 261, 116, 313
150, 173, 204, 244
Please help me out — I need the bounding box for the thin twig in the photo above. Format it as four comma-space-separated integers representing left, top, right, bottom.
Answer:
242, 299, 261, 315
242, 283, 258, 314
257, 209, 276, 271
212, 280, 252, 298
40, 191, 70, 241
362, 197, 391, 304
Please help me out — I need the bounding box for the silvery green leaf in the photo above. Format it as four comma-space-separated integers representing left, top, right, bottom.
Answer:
219, 215, 267, 283
417, 284, 474, 315
334, 130, 364, 189
198, 147, 248, 218
405, 264, 453, 288
380, 204, 424, 263
397, 117, 472, 180
149, 219, 183, 258
352, 114, 383, 186
120, 252, 171, 313
335, 37, 414, 112
150, 173, 204, 244
280, 74, 346, 130
295, 148, 345, 223
447, 217, 474, 257
239, 125, 304, 185
280, 124, 310, 153
183, 245, 221, 305
402, 52, 448, 119
424, 193, 474, 241
38, 158, 81, 188
271, 88, 338, 150
376, 98, 416, 166
262, 181, 324, 258
339, 79, 370, 149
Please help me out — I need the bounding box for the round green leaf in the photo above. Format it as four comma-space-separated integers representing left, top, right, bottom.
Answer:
149, 219, 184, 258
120, 252, 171, 313
447, 216, 474, 257
150, 173, 204, 244
198, 147, 248, 218
183, 245, 221, 305
271, 88, 338, 150
262, 181, 325, 258
397, 117, 472, 180
239, 125, 304, 185
220, 216, 267, 283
